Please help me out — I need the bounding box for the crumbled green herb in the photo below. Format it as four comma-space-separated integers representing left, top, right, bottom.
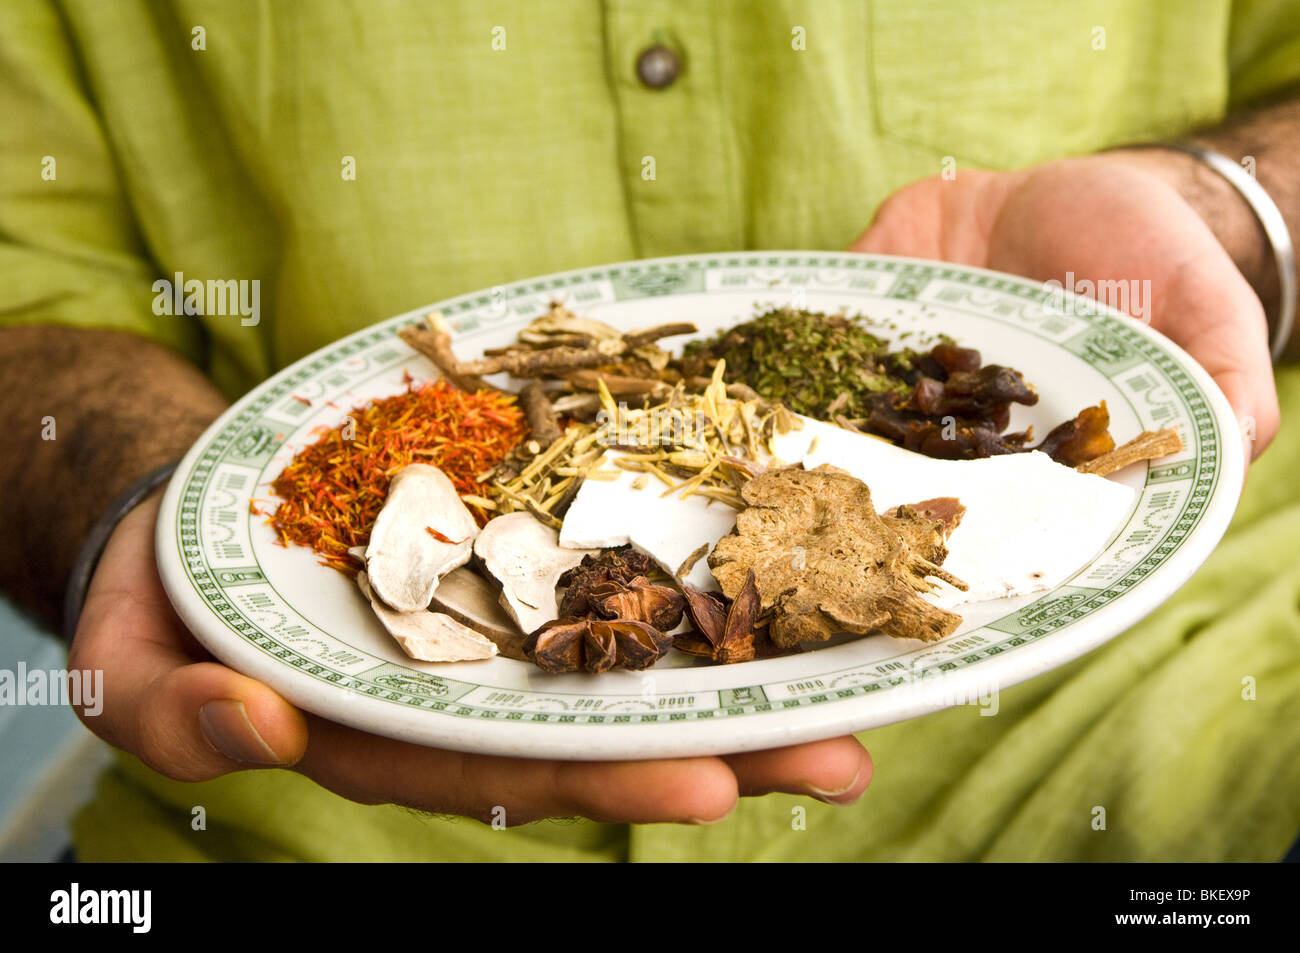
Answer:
680, 307, 911, 419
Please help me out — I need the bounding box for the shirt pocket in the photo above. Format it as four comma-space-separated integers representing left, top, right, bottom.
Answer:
866, 0, 1230, 170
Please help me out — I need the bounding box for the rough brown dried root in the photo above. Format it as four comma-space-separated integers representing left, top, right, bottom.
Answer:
709, 465, 965, 647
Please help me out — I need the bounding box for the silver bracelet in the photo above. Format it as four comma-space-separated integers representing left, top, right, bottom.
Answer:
61, 460, 179, 646
1159, 141, 1296, 362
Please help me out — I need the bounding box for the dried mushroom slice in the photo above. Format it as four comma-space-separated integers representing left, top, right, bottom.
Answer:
365, 464, 478, 612
709, 464, 966, 647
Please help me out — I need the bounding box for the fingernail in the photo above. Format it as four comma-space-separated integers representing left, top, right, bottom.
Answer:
199, 699, 286, 765
806, 768, 862, 805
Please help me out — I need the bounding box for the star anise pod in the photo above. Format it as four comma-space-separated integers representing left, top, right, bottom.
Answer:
524, 617, 672, 674
588, 575, 686, 631
558, 546, 657, 617
674, 570, 762, 664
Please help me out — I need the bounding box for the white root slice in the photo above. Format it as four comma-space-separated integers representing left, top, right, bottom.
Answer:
431, 566, 528, 660
473, 512, 596, 634
358, 571, 497, 662
365, 463, 479, 612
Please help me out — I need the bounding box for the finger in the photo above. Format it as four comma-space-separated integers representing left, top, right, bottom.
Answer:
296, 716, 741, 826
849, 184, 937, 258
723, 736, 872, 804
71, 497, 309, 781
1154, 253, 1279, 459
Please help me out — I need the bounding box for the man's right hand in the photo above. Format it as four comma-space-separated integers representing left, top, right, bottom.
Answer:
70, 492, 872, 826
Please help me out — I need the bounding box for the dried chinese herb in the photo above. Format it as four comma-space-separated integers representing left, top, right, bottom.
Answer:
709, 464, 968, 647
674, 572, 763, 664
679, 307, 907, 420
524, 618, 672, 674
557, 546, 658, 618
588, 575, 686, 631
267, 375, 527, 574
682, 306, 1121, 467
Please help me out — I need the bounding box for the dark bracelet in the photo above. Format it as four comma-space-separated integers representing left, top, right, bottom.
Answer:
61, 460, 180, 646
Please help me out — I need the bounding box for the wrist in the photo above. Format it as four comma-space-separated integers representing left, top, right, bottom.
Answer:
63, 461, 180, 646
0, 326, 228, 630
1099, 146, 1286, 354
1099, 147, 1278, 302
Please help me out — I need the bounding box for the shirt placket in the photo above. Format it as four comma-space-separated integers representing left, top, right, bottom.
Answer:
602, 0, 745, 257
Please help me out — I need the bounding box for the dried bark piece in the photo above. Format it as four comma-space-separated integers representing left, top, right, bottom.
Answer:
366, 464, 479, 612
520, 381, 562, 447
708, 465, 965, 647
675, 542, 711, 579
461, 345, 612, 377
622, 322, 699, 348
460, 304, 696, 379
398, 312, 490, 393
562, 369, 674, 400
1076, 427, 1183, 476
358, 571, 497, 662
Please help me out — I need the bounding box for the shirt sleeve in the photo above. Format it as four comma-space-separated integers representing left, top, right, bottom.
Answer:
1228, 0, 1300, 109
0, 0, 204, 363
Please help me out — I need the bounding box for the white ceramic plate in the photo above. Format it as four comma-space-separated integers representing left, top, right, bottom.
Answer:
156, 252, 1244, 759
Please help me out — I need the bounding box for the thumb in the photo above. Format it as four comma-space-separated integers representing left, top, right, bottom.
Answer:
70, 495, 309, 782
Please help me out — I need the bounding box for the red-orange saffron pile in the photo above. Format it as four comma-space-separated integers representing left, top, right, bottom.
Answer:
266, 375, 526, 574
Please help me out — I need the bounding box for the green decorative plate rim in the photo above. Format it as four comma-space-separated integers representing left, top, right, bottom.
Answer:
156, 251, 1242, 758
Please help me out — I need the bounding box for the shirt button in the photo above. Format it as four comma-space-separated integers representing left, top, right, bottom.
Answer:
636, 45, 680, 89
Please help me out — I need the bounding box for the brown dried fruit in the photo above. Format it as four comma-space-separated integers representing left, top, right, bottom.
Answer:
524, 619, 588, 673
1036, 401, 1116, 466
558, 546, 657, 618
589, 575, 686, 631
675, 571, 763, 664
524, 617, 672, 674
708, 465, 967, 648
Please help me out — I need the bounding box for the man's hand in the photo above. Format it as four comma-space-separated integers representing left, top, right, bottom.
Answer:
70, 492, 871, 826
850, 152, 1280, 458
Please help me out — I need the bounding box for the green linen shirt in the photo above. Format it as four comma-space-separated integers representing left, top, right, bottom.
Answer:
4, 0, 1300, 860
